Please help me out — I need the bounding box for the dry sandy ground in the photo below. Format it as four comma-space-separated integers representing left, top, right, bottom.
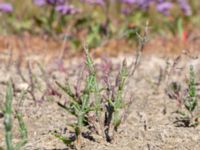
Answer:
0, 52, 200, 150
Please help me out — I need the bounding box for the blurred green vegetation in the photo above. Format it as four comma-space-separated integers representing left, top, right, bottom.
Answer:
0, 0, 199, 49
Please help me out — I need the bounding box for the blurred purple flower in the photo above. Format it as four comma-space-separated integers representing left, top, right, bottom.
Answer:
47, 0, 66, 5
156, 2, 173, 16
0, 3, 13, 13
121, 0, 136, 4
33, 0, 66, 6
121, 7, 132, 15
55, 4, 80, 15
121, 0, 153, 10
33, 0, 47, 6
47, 0, 56, 4
137, 0, 153, 9
178, 0, 191, 16
81, 0, 104, 5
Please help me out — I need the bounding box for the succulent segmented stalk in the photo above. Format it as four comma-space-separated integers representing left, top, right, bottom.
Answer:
4, 81, 27, 150
113, 59, 128, 131
4, 81, 14, 150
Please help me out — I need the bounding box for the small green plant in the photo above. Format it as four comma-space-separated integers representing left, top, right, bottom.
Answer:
3, 81, 28, 150
55, 47, 131, 148
55, 47, 101, 149
174, 65, 200, 127
54, 27, 148, 148
104, 59, 129, 142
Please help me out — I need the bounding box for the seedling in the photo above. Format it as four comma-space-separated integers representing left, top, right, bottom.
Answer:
174, 65, 200, 127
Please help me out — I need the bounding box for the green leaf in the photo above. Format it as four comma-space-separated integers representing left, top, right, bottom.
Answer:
57, 102, 77, 117
52, 132, 73, 146
56, 81, 80, 106
175, 110, 187, 117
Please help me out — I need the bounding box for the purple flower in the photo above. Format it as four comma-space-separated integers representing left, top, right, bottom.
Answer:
156, 2, 173, 16
178, 0, 191, 16
121, 0, 137, 4
81, 0, 104, 5
55, 4, 80, 15
121, 0, 153, 10
137, 0, 153, 9
121, 7, 132, 15
47, 0, 66, 5
33, 0, 66, 6
33, 0, 46, 6
0, 3, 13, 13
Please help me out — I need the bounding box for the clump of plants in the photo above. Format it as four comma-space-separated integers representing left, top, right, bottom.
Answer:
54, 47, 131, 149
52, 24, 149, 148
1, 81, 28, 150
167, 65, 200, 127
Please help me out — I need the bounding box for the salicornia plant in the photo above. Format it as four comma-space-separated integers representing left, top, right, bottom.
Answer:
55, 47, 101, 149
55, 46, 132, 148
175, 65, 200, 127
104, 59, 128, 142
3, 81, 28, 150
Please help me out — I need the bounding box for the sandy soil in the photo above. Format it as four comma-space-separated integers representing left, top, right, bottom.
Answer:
0, 50, 200, 150
0, 29, 200, 61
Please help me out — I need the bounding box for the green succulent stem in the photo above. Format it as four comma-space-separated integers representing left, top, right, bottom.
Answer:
3, 81, 27, 150
4, 81, 14, 150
